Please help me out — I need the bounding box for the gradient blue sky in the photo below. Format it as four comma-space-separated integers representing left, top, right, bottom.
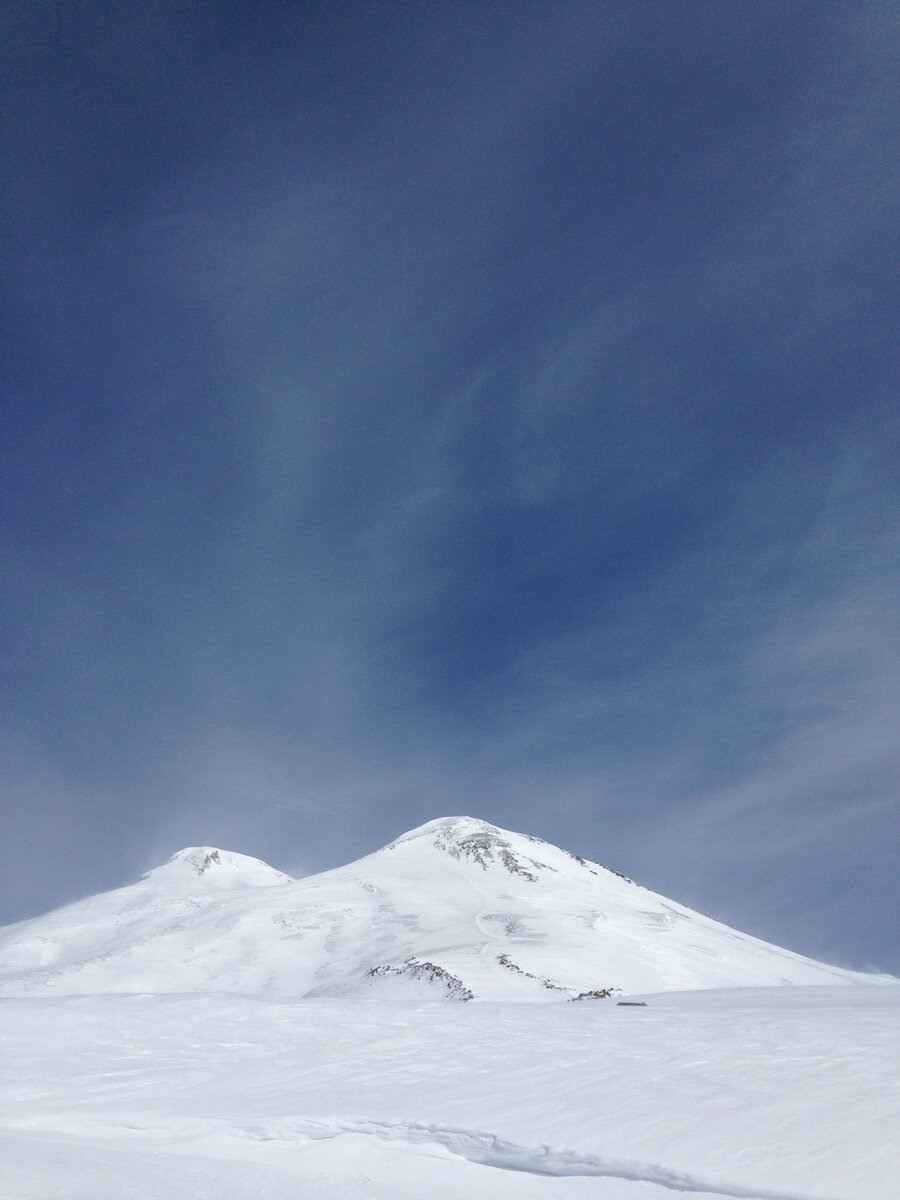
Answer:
2, 1, 898, 971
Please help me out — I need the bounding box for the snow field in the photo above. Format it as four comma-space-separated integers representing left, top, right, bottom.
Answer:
1, 986, 898, 1199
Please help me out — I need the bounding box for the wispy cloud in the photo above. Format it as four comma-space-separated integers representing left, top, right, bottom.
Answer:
1, 2, 896, 970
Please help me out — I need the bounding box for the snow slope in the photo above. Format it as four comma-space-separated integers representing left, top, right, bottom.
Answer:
0, 817, 890, 999
2, 986, 898, 1199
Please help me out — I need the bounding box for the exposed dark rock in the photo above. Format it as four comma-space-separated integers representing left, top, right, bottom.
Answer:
564, 850, 633, 884
434, 827, 547, 882
495, 953, 570, 993
366, 958, 474, 1001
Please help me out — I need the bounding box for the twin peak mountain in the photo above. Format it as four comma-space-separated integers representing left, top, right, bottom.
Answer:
0, 816, 885, 1001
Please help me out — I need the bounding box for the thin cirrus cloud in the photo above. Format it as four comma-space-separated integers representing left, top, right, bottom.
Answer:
1, 2, 897, 971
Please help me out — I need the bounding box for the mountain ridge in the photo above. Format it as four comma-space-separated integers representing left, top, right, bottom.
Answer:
0, 816, 893, 1001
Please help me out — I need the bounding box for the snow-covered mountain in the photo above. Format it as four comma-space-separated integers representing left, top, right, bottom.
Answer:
4, 818, 900, 1198
0, 816, 889, 1000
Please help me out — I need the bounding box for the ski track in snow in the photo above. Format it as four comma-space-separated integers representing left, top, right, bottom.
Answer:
239, 1116, 832, 1200
468, 872, 506, 962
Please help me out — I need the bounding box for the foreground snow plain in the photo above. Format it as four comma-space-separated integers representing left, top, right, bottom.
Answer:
2, 819, 897, 1197
3, 985, 898, 1198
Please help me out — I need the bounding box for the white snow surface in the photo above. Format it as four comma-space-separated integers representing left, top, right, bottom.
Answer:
0, 817, 891, 1000
1, 987, 898, 1198
1, 818, 898, 1197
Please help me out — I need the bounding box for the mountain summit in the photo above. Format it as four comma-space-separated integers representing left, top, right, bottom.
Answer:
0, 817, 890, 1001
382, 816, 631, 884
143, 846, 294, 889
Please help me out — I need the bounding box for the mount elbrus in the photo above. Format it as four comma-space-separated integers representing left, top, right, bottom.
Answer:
0, 817, 887, 1000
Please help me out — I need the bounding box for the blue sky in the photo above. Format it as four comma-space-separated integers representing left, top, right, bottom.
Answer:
2, 1, 898, 971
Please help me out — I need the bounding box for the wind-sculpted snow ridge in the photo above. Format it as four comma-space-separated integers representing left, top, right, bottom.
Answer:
243, 1116, 828, 1200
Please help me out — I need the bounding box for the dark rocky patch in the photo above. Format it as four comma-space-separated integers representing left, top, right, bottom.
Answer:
366, 958, 474, 1001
